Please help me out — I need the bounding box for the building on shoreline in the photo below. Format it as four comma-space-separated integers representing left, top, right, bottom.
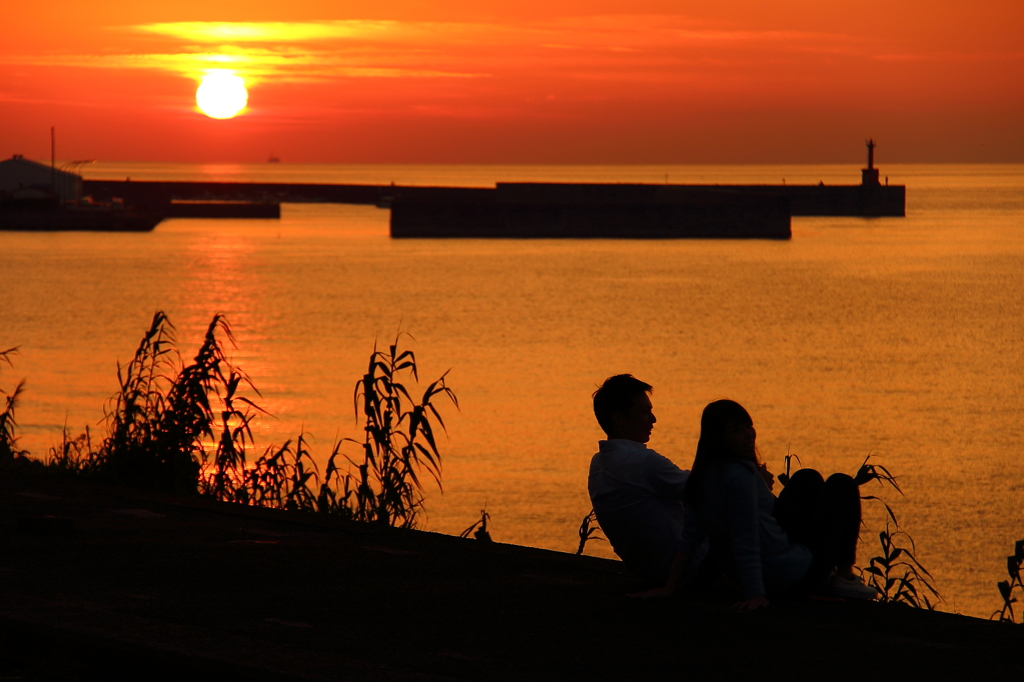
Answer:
0, 154, 82, 203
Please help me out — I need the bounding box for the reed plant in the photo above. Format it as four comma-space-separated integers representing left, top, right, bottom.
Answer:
460, 509, 492, 542
218, 435, 322, 512
77, 315, 458, 529
0, 346, 29, 463
854, 456, 941, 609
776, 447, 801, 487
46, 424, 96, 474
576, 509, 604, 556
91, 311, 261, 494
14, 314, 458, 529
992, 539, 1024, 622
336, 333, 458, 528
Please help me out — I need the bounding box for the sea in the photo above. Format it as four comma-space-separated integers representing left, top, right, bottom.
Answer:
2, 162, 1022, 618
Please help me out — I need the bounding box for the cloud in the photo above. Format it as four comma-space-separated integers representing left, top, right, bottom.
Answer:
1, 49, 482, 82
6, 16, 871, 83
133, 21, 402, 44
3, 16, 1018, 97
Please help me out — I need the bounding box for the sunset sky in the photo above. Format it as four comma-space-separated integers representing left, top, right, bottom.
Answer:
2, 0, 1021, 164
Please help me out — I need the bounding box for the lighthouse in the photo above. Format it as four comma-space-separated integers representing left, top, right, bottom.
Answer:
861, 139, 880, 186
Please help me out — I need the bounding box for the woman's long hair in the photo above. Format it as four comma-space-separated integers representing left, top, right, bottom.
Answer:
683, 400, 758, 508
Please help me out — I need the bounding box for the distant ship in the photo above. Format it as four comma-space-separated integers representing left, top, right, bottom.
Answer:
268, 155, 281, 163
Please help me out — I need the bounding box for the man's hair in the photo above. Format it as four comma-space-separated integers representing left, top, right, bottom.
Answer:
592, 374, 653, 435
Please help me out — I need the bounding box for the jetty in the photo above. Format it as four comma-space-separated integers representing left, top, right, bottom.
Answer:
81, 141, 904, 238
1, 469, 1020, 681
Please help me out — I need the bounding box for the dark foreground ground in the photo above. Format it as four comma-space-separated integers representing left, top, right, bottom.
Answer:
2, 470, 1021, 681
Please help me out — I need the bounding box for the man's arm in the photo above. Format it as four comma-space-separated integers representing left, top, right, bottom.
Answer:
646, 452, 689, 498
631, 493, 707, 598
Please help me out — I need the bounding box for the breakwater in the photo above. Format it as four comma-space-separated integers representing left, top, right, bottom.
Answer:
164, 201, 281, 219
83, 180, 381, 206
389, 184, 792, 238
697, 183, 905, 217
82, 176, 904, 238
82, 179, 905, 216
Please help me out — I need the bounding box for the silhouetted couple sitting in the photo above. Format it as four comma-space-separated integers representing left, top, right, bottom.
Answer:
588, 374, 877, 608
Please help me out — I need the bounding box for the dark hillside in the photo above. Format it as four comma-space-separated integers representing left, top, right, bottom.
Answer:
1, 471, 1019, 681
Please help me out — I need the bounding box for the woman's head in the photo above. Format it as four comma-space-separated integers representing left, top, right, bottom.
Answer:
699, 399, 756, 463
684, 399, 758, 506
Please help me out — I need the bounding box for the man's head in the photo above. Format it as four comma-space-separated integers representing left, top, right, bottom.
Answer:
592, 374, 656, 443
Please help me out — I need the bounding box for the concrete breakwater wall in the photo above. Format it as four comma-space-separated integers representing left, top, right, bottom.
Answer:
164, 201, 281, 219
82, 178, 904, 237
82, 179, 904, 218
703, 184, 906, 217
83, 180, 381, 206
389, 184, 792, 238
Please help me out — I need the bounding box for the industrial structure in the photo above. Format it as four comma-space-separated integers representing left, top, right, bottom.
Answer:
0, 154, 82, 202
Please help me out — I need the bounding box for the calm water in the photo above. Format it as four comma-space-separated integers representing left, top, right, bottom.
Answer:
3, 162, 1022, 618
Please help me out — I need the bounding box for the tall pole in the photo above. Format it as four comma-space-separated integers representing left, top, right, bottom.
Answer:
867, 138, 875, 170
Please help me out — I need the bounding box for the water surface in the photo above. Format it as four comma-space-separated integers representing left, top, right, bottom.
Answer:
3, 162, 1022, 617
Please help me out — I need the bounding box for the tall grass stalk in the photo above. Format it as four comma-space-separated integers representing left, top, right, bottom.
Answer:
460, 509, 492, 542
855, 456, 942, 609
576, 509, 604, 556
46, 424, 95, 474
0, 346, 29, 462
94, 311, 261, 494
992, 539, 1024, 622
200, 330, 457, 527
223, 435, 322, 512
340, 333, 458, 528
776, 446, 800, 487
20, 315, 458, 530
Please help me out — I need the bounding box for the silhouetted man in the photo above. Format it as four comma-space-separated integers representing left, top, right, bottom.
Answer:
588, 374, 696, 586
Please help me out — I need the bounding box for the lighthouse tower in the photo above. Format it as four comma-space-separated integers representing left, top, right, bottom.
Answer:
861, 139, 880, 186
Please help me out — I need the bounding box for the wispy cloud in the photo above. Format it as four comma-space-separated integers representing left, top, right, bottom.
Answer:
3, 16, 874, 83
4, 16, 1018, 98
1, 50, 482, 82
133, 20, 401, 43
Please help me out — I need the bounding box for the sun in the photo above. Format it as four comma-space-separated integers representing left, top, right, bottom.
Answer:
196, 71, 248, 119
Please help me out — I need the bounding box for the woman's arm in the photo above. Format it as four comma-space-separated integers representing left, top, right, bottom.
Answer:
724, 463, 769, 601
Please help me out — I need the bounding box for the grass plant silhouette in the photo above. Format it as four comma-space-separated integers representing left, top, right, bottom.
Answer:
992, 539, 1024, 622
199, 329, 458, 527
46, 424, 95, 474
90, 311, 259, 494
33, 313, 458, 530
0, 346, 29, 463
337, 333, 458, 528
576, 508, 604, 555
460, 509, 492, 542
854, 456, 941, 609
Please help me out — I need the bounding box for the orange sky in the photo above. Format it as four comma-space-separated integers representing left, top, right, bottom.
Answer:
2, 0, 1021, 164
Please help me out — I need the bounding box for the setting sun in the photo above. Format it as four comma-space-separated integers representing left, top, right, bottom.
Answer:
195, 71, 248, 119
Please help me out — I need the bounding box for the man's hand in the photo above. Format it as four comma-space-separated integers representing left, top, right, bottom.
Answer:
757, 462, 775, 491
732, 595, 770, 610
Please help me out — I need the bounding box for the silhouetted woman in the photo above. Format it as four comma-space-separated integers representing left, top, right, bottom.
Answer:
644, 399, 875, 607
